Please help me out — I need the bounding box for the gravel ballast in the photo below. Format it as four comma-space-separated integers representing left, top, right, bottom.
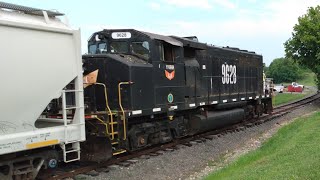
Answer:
81, 99, 320, 180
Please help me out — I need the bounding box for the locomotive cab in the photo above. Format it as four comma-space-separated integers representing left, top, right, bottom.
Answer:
83, 29, 187, 115
83, 30, 155, 113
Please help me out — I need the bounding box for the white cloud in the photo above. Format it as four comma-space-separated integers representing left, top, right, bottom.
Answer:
162, 0, 237, 10
253, 0, 320, 36
149, 2, 161, 10
247, 0, 256, 3
212, 0, 237, 9
163, 0, 212, 9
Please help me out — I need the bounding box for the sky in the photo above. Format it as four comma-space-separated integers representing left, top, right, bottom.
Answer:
7, 0, 320, 65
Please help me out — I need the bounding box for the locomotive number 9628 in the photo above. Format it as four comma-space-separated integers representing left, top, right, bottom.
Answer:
222, 64, 237, 84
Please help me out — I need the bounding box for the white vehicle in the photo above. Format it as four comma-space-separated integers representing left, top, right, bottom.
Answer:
0, 2, 84, 179
292, 82, 304, 89
273, 84, 284, 93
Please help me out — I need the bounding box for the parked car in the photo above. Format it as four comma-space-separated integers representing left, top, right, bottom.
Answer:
292, 82, 304, 89
288, 82, 304, 92
273, 84, 284, 93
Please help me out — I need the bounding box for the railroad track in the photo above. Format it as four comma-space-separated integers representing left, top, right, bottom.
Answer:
38, 92, 320, 180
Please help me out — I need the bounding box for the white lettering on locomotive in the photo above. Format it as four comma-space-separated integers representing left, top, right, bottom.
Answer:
222, 64, 237, 84
111, 32, 132, 39
165, 64, 174, 70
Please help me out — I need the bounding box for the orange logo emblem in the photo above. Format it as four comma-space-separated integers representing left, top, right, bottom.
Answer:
165, 70, 175, 80
83, 69, 99, 88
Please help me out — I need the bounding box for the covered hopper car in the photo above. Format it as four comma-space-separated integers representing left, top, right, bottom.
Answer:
0, 2, 85, 179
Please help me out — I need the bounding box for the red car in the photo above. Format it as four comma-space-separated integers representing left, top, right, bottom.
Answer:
288, 82, 304, 92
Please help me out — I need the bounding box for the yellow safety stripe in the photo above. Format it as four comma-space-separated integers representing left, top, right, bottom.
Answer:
26, 139, 59, 149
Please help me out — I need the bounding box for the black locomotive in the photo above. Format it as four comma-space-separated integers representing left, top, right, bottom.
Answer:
81, 29, 272, 161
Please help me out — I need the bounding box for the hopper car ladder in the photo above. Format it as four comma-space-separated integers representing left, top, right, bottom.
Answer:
61, 89, 84, 163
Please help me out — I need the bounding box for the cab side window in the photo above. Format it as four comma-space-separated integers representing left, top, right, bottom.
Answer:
131, 41, 150, 59
159, 42, 174, 62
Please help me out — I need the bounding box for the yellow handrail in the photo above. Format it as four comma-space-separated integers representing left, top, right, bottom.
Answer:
118, 81, 134, 140
94, 83, 116, 140
93, 115, 109, 136
85, 82, 116, 140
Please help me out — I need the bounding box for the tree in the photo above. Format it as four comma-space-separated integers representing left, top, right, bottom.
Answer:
266, 58, 302, 83
263, 63, 268, 73
284, 6, 320, 88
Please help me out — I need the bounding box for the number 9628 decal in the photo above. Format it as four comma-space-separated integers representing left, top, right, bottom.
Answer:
222, 64, 237, 84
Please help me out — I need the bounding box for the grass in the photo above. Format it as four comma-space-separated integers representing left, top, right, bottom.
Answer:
205, 111, 320, 180
297, 72, 316, 86
280, 72, 316, 87
273, 93, 307, 106
273, 71, 316, 106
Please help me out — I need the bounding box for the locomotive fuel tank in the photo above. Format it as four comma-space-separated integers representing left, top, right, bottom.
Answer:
189, 109, 245, 134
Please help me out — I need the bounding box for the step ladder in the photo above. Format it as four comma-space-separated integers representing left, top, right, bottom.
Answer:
60, 89, 84, 163
60, 142, 80, 163
92, 82, 127, 156
108, 113, 127, 156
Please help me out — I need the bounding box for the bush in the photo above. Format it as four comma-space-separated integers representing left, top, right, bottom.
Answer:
266, 58, 303, 83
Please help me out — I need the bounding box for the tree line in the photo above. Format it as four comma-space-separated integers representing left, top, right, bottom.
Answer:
265, 58, 307, 84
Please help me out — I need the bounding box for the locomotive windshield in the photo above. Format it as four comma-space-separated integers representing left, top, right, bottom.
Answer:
88, 33, 150, 60
110, 41, 128, 53
89, 42, 107, 54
